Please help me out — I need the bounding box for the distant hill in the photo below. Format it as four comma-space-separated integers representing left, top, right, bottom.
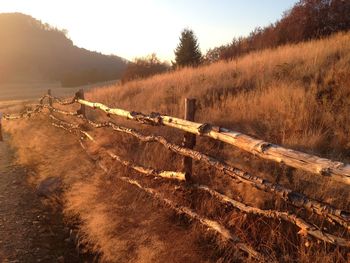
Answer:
0, 13, 127, 86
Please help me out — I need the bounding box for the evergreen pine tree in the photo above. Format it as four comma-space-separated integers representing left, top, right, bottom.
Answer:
174, 28, 202, 67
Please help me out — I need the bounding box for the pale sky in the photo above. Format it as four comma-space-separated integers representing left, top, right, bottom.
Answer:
0, 0, 298, 62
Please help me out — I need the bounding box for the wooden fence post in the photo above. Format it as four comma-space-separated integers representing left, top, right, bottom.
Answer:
76, 89, 86, 118
0, 112, 3, 142
48, 89, 53, 112
182, 98, 196, 181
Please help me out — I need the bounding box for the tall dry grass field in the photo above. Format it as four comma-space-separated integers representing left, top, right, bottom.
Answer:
3, 32, 350, 262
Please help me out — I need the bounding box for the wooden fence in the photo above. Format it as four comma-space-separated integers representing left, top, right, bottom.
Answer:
2, 89, 350, 261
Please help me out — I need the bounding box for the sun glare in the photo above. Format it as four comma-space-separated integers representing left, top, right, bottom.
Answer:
0, 0, 296, 61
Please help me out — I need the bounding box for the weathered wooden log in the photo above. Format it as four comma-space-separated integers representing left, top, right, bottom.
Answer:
54, 117, 264, 257
11, 103, 347, 230
4, 95, 350, 250
76, 99, 350, 185
77, 123, 350, 248
39, 94, 76, 105
5, 104, 78, 118
106, 149, 186, 180
47, 105, 78, 116
48, 114, 350, 249
196, 184, 350, 247
51, 116, 185, 181
79, 149, 263, 261
119, 176, 264, 261
49, 115, 80, 128
3, 105, 44, 120
18, 111, 349, 230
79, 118, 350, 230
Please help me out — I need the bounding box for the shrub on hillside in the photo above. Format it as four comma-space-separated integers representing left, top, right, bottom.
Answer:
121, 54, 169, 83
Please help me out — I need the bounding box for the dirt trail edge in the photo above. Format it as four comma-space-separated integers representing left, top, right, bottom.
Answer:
0, 136, 85, 263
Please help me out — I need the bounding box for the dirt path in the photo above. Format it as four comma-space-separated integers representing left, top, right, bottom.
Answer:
0, 137, 84, 263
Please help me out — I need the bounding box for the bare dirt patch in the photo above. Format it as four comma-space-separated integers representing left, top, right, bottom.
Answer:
0, 135, 84, 263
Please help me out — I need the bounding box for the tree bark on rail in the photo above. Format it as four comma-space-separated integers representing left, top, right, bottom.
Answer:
119, 177, 264, 261
81, 147, 264, 261
76, 117, 350, 230
196, 184, 350, 247
6, 102, 349, 231
50, 115, 185, 181
55, 116, 350, 247
5, 107, 350, 248
3, 105, 44, 120
75, 123, 350, 249
76, 98, 350, 186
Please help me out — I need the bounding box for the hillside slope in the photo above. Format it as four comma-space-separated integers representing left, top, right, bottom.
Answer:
206, 0, 350, 62
3, 32, 350, 262
0, 13, 127, 86
90, 32, 350, 159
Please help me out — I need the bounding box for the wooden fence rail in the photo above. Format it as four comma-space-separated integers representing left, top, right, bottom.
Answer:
2, 89, 350, 259
38, 92, 350, 185
49, 115, 186, 181
35, 92, 350, 225
49, 111, 350, 229
75, 97, 350, 185
49, 114, 350, 247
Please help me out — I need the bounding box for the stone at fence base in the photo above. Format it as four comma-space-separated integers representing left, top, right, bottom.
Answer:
36, 177, 62, 197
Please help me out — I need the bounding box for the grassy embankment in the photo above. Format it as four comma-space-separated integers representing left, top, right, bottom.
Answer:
4, 32, 350, 262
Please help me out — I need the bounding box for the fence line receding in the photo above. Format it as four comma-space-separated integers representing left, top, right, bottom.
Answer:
2, 89, 350, 261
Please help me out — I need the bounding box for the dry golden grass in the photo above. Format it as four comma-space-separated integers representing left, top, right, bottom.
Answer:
3, 32, 350, 262
87, 32, 350, 159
